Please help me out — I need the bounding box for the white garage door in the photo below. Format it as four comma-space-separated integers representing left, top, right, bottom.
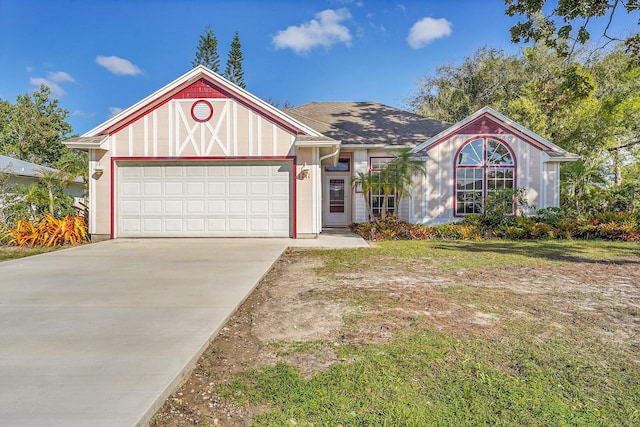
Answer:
117, 162, 292, 237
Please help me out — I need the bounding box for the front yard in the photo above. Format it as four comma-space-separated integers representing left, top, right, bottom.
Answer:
0, 246, 55, 261
153, 240, 638, 425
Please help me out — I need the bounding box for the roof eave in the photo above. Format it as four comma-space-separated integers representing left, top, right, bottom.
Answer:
63, 136, 110, 151
84, 66, 323, 139
294, 140, 341, 148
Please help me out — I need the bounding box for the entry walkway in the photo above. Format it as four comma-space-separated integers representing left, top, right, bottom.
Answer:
0, 233, 367, 427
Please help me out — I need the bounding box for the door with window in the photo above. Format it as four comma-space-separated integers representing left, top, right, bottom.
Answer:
323, 159, 351, 227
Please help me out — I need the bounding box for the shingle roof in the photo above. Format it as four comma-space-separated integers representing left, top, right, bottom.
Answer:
0, 154, 59, 178
0, 154, 84, 182
285, 102, 451, 147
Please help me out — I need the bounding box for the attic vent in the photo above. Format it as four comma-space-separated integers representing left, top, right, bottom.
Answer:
191, 100, 214, 122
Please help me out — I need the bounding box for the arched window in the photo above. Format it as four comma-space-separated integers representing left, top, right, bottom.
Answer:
455, 137, 515, 215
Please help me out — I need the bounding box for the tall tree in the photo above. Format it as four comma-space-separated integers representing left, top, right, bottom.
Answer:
0, 85, 72, 166
224, 32, 246, 89
409, 43, 640, 214
409, 47, 527, 123
192, 24, 220, 72
505, 0, 640, 61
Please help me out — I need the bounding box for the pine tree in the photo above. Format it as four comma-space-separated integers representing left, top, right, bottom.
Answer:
192, 24, 220, 72
224, 32, 245, 89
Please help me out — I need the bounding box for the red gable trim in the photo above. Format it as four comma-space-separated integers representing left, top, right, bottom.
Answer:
458, 116, 510, 135
173, 79, 229, 99
103, 76, 306, 137
421, 112, 555, 153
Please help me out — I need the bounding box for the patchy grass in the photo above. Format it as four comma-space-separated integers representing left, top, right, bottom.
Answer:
315, 240, 640, 276
217, 240, 640, 426
0, 245, 54, 261
221, 330, 639, 426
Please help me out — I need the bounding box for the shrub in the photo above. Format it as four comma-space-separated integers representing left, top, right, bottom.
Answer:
350, 211, 639, 242
351, 217, 435, 241
2, 214, 88, 247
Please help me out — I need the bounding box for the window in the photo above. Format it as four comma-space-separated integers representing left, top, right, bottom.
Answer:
325, 159, 350, 172
370, 157, 395, 218
455, 138, 515, 215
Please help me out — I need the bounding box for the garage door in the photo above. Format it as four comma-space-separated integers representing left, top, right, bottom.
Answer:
117, 162, 292, 237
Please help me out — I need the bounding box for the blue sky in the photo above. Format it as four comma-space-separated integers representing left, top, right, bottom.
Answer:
1, 0, 637, 135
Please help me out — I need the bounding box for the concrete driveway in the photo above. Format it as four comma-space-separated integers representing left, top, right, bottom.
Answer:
0, 238, 295, 427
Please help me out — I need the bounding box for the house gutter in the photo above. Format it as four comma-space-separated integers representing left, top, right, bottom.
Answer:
319, 146, 341, 166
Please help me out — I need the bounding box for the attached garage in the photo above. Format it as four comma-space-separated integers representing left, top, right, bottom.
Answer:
63, 66, 337, 240
115, 161, 293, 237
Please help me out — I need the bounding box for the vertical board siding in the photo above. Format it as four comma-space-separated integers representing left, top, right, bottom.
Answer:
112, 99, 295, 158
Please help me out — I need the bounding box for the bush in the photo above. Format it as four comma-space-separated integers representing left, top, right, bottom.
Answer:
351, 217, 435, 241
351, 211, 640, 242
1, 214, 88, 247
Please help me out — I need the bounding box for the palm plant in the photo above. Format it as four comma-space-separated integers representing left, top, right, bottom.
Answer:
353, 149, 427, 221
384, 149, 427, 217
35, 169, 64, 215
352, 171, 380, 220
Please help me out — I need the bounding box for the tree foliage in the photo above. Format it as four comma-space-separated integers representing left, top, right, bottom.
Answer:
0, 85, 72, 166
224, 32, 246, 89
505, 0, 640, 61
408, 43, 640, 215
192, 24, 221, 72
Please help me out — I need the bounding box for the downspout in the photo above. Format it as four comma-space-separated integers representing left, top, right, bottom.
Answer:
319, 146, 341, 164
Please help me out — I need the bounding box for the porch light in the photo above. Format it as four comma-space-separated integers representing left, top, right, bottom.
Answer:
301, 162, 310, 179
94, 164, 104, 178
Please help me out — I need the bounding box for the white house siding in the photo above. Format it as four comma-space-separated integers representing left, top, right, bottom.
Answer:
91, 98, 302, 238
414, 133, 553, 224
352, 149, 369, 223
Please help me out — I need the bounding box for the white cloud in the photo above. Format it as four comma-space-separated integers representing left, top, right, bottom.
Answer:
96, 55, 142, 76
48, 71, 75, 83
29, 71, 76, 96
407, 17, 452, 49
72, 110, 95, 119
272, 8, 352, 55
109, 106, 124, 117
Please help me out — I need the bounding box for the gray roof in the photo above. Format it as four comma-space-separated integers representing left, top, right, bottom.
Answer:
285, 102, 450, 147
0, 154, 84, 182
0, 154, 59, 178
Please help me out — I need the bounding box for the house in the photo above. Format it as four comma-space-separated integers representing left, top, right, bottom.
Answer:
0, 154, 85, 203
287, 102, 579, 225
63, 66, 577, 240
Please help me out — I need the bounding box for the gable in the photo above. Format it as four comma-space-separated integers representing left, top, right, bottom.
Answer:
173, 79, 229, 100
105, 77, 304, 137
457, 115, 511, 136
82, 66, 322, 139
412, 107, 573, 155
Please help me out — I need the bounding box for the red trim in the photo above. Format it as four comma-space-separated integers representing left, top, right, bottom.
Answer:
292, 158, 297, 239
452, 136, 518, 217
191, 99, 214, 122
111, 155, 292, 161
110, 156, 116, 239
97, 74, 307, 137
175, 79, 229, 99
109, 156, 297, 239
110, 96, 173, 135
423, 112, 556, 154
368, 156, 395, 221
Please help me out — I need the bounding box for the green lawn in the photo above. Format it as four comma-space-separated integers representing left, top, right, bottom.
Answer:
0, 246, 54, 262
218, 240, 640, 426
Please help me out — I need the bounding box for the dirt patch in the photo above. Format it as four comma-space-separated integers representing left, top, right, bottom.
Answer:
149, 248, 640, 427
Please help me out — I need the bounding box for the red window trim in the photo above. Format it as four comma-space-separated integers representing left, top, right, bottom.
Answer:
453, 136, 517, 217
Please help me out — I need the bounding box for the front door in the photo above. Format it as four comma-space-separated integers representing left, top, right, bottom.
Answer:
323, 174, 350, 227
